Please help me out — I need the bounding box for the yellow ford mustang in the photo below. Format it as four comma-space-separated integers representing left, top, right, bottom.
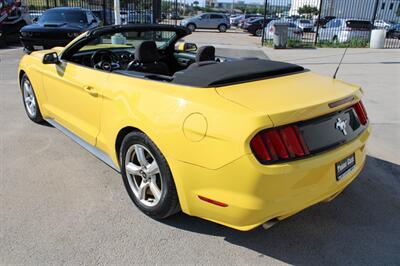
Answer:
18, 24, 370, 231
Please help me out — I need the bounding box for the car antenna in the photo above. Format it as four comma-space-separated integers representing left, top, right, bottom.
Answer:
333, 47, 348, 79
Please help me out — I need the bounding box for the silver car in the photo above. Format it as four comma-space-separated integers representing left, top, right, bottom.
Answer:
318, 19, 372, 43
295, 19, 314, 32
263, 20, 303, 40
180, 13, 230, 32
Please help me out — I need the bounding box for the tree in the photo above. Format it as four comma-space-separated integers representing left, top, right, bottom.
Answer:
298, 4, 319, 18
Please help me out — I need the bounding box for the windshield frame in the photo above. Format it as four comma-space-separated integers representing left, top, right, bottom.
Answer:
60, 24, 190, 61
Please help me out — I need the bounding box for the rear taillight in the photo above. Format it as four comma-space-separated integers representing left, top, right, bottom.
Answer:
250, 125, 309, 164
353, 101, 368, 125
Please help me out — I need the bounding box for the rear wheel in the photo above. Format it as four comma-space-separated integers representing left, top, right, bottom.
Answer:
218, 24, 227, 32
120, 131, 180, 219
20, 74, 43, 123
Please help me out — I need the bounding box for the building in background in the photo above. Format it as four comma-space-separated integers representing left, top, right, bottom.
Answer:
289, 0, 400, 21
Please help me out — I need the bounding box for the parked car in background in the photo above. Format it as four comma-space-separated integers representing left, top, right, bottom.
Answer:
29, 10, 43, 21
0, 0, 31, 46
167, 11, 183, 20
237, 14, 262, 28
295, 19, 314, 32
315, 16, 335, 27
240, 17, 261, 29
121, 11, 153, 24
263, 20, 303, 40
230, 14, 260, 27
386, 23, 400, 39
246, 17, 275, 36
20, 7, 99, 51
374, 19, 393, 29
318, 19, 373, 43
180, 13, 230, 32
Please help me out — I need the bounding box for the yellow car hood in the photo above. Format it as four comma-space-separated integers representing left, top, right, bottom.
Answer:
216, 71, 362, 126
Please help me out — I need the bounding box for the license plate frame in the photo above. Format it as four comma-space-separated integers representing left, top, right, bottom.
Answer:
335, 153, 356, 181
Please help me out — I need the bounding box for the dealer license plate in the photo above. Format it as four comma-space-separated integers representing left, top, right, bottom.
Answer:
335, 153, 355, 181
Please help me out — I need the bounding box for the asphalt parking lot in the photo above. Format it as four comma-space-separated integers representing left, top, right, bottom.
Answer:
0, 40, 399, 265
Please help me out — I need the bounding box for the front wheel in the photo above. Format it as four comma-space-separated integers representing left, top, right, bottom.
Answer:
218, 24, 227, 32
120, 131, 180, 219
255, 29, 263, 37
20, 74, 43, 123
187, 23, 196, 32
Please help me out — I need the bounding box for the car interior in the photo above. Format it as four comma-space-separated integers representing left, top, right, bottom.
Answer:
58, 27, 303, 87
64, 29, 221, 81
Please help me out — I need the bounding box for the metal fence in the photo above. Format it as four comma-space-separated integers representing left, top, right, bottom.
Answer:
262, 0, 400, 48
25, 0, 400, 48
26, 0, 181, 25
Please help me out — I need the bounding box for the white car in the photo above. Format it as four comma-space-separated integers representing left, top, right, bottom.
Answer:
263, 20, 303, 40
295, 19, 314, 32
318, 19, 372, 43
374, 19, 392, 29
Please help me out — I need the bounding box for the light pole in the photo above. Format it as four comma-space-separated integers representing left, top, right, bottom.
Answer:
114, 0, 121, 25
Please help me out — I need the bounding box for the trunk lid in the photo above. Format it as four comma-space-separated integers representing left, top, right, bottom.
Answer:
215, 71, 362, 126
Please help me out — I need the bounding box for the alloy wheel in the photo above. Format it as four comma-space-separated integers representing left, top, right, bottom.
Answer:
23, 79, 36, 118
124, 144, 163, 207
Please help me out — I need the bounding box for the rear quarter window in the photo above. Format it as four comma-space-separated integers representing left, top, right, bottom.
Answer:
346, 20, 373, 30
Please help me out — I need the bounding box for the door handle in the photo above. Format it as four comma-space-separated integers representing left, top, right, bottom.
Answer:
83, 85, 98, 96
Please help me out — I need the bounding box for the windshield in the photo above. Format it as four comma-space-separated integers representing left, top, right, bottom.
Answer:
39, 10, 87, 24
79, 30, 177, 52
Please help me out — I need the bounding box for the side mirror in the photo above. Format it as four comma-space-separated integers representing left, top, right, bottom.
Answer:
32, 17, 38, 23
177, 42, 197, 52
43, 52, 60, 64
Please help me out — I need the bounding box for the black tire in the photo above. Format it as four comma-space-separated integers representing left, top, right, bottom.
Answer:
120, 131, 180, 219
20, 74, 44, 123
187, 23, 196, 32
255, 28, 263, 37
218, 24, 227, 32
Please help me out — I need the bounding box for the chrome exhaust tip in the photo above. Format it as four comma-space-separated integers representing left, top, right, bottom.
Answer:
262, 218, 279, 230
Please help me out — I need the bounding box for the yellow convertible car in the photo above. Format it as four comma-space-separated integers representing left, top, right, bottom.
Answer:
18, 24, 370, 231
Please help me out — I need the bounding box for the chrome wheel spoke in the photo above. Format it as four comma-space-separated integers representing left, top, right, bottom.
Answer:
126, 162, 141, 176
149, 180, 161, 202
138, 181, 149, 201
146, 161, 160, 176
135, 145, 148, 166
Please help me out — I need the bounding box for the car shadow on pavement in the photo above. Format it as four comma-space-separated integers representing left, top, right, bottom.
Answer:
162, 155, 400, 265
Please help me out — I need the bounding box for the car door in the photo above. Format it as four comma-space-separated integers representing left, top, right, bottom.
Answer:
197, 14, 209, 28
320, 19, 338, 40
214, 14, 225, 28
41, 61, 107, 145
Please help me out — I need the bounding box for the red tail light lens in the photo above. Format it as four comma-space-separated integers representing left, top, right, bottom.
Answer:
250, 125, 309, 164
353, 101, 368, 125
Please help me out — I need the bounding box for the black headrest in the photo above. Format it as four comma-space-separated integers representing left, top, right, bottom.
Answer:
196, 46, 215, 62
135, 40, 159, 63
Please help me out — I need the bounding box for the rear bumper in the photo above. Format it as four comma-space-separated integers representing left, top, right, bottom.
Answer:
169, 126, 370, 231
